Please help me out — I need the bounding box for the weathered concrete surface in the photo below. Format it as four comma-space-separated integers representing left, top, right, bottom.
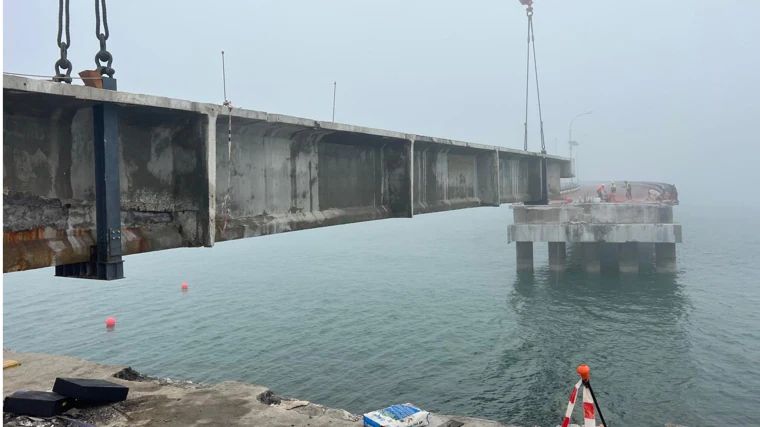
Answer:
619, 242, 640, 273
582, 242, 601, 273
548, 242, 566, 271
3, 351, 513, 427
508, 203, 682, 243
656, 242, 677, 273
508, 198, 681, 273
512, 203, 674, 225
3, 75, 572, 272
516, 241, 533, 272
509, 223, 682, 243
413, 142, 510, 213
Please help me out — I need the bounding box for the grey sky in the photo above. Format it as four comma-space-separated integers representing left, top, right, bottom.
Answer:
4, 0, 759, 205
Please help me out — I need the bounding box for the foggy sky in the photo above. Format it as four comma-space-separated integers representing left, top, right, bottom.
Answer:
4, 0, 759, 205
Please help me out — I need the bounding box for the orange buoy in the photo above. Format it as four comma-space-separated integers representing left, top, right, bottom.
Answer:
181, 281, 189, 291
105, 316, 116, 329
576, 364, 590, 381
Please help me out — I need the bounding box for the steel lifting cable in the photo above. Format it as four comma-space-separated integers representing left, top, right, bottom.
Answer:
94, 0, 115, 77
530, 11, 547, 154
53, 0, 72, 83
522, 8, 531, 151
521, 4, 547, 154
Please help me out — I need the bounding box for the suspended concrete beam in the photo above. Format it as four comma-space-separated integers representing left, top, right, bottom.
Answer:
3, 75, 573, 274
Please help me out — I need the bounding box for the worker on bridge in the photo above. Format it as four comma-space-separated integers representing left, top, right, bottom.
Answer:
625, 181, 633, 200
596, 184, 606, 202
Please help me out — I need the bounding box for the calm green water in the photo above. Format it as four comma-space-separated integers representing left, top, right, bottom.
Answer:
4, 205, 760, 426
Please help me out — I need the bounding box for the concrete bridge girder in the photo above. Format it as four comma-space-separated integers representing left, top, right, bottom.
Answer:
3, 75, 573, 273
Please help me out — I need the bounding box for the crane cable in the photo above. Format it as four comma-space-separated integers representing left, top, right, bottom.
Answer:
53, 0, 72, 83
94, 0, 115, 77
521, 2, 546, 154
52, 0, 115, 82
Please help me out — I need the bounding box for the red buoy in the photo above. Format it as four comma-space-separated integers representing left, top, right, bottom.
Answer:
181, 281, 189, 291
577, 364, 590, 381
105, 316, 116, 329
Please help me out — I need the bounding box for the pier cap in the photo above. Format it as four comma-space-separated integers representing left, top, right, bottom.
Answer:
577, 364, 590, 381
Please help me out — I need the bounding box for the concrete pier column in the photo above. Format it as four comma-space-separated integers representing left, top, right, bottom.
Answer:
619, 242, 639, 273
548, 242, 566, 271
582, 242, 601, 273
516, 242, 534, 272
638, 242, 655, 265
655, 243, 677, 273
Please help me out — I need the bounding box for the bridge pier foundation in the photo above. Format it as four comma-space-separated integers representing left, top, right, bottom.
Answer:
516, 242, 533, 272
618, 242, 640, 273
509, 203, 681, 274
582, 243, 601, 273
548, 242, 566, 271
655, 243, 677, 273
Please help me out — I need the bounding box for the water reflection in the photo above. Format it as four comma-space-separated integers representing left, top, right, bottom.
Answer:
480, 268, 693, 426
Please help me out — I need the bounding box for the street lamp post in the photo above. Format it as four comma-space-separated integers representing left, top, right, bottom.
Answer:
568, 110, 592, 184
332, 81, 337, 122
569, 140, 580, 184
568, 110, 592, 151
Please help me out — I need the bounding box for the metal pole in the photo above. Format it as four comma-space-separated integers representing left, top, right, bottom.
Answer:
55, 76, 124, 279
221, 50, 228, 102
568, 111, 590, 185
93, 77, 124, 279
522, 12, 531, 151
568, 110, 592, 150
584, 381, 609, 427
540, 155, 548, 204
332, 81, 337, 122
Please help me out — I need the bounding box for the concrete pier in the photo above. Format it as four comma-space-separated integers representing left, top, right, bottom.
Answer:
582, 242, 601, 273
548, 242, 566, 271
655, 242, 677, 273
508, 201, 681, 273
516, 242, 534, 272
619, 242, 640, 273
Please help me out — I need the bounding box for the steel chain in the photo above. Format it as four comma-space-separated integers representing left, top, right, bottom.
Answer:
53, 0, 72, 83
94, 0, 115, 77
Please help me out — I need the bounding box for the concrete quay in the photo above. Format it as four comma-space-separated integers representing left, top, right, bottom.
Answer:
508, 202, 682, 273
2, 351, 511, 427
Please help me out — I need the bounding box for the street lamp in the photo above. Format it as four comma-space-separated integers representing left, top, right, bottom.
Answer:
568, 110, 592, 150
